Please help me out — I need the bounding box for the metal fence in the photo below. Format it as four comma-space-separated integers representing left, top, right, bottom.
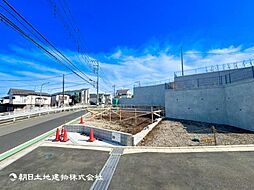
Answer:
0, 105, 87, 124
174, 59, 254, 77
172, 66, 254, 90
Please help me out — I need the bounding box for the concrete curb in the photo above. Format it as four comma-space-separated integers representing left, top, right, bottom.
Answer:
123, 144, 254, 154
64, 124, 133, 146
133, 118, 162, 145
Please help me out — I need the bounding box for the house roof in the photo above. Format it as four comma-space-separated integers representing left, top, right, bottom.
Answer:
8, 88, 50, 96
52, 88, 89, 96
116, 89, 129, 94
8, 88, 37, 95
51, 92, 71, 96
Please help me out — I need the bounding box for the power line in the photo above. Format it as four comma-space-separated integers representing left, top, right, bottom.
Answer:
0, 11, 94, 86
1, 0, 95, 86
47, 81, 89, 90
0, 72, 74, 82
50, 0, 94, 70
50, 0, 109, 98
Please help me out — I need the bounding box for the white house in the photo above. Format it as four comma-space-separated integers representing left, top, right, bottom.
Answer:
89, 93, 112, 105
116, 89, 132, 99
64, 88, 90, 105
7, 88, 51, 111
0, 96, 10, 104
51, 94, 72, 107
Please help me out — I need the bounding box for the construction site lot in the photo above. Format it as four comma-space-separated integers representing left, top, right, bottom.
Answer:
71, 107, 162, 135
139, 119, 254, 147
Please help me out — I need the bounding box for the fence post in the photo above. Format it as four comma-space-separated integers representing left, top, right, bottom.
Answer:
151, 106, 154, 123
211, 126, 217, 146
229, 73, 231, 83
109, 108, 112, 122
119, 109, 122, 121
135, 108, 137, 125
197, 79, 199, 87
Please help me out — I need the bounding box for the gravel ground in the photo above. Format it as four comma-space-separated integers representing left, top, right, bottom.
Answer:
139, 119, 254, 147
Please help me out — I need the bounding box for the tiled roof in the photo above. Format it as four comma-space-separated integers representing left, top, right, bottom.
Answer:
8, 88, 50, 96
116, 89, 129, 94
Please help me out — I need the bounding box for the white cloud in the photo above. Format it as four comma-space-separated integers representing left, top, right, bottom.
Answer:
95, 45, 254, 91
1, 44, 254, 96
208, 46, 241, 54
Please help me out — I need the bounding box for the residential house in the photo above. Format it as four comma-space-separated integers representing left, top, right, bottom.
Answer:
64, 88, 90, 105
104, 94, 112, 105
6, 88, 51, 111
51, 93, 72, 107
116, 89, 132, 98
89, 93, 112, 105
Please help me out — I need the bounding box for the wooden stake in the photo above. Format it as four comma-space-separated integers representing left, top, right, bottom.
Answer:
135, 108, 137, 125
119, 109, 122, 121
110, 107, 112, 122
211, 126, 217, 146
151, 106, 154, 123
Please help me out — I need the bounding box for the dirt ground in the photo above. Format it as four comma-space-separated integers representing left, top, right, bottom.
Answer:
82, 110, 154, 135
139, 119, 254, 147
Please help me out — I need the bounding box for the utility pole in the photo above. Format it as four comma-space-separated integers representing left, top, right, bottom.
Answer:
95, 61, 99, 106
62, 74, 65, 107
112, 85, 116, 98
40, 82, 49, 109
181, 47, 184, 76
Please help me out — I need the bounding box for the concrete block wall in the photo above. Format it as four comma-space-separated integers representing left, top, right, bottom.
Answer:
64, 124, 133, 146
165, 79, 254, 131
119, 83, 166, 107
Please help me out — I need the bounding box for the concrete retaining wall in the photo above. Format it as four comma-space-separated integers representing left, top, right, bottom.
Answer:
64, 124, 133, 146
119, 83, 166, 107
165, 79, 254, 131
174, 66, 254, 89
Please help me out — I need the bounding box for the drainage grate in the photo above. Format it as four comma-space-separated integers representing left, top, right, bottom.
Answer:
89, 148, 124, 190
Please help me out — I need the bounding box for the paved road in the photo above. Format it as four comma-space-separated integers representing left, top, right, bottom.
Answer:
0, 147, 109, 190
110, 151, 254, 190
0, 110, 85, 154
1, 147, 254, 190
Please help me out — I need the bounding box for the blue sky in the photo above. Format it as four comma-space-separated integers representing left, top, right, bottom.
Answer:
1, 0, 254, 96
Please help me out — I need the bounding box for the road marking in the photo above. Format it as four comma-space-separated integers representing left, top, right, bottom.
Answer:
90, 147, 124, 190
0, 111, 88, 164
0, 129, 55, 162
123, 144, 254, 154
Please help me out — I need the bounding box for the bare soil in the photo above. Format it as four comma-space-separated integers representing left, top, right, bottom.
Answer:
83, 110, 154, 135
139, 119, 254, 147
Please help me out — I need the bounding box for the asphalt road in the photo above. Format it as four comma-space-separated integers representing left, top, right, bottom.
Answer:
109, 151, 254, 190
0, 147, 109, 190
1, 147, 254, 190
0, 110, 84, 154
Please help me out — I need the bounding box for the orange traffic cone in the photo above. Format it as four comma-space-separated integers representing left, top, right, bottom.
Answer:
54, 128, 60, 141
61, 127, 65, 136
87, 128, 96, 142
61, 128, 68, 142
80, 116, 84, 124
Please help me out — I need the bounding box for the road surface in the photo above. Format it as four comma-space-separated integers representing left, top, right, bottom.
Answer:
1, 147, 254, 190
0, 110, 85, 154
